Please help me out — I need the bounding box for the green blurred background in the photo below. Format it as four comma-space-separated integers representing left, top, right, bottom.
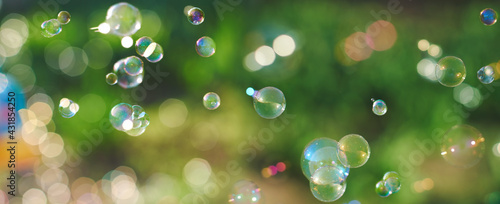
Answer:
1, 0, 500, 203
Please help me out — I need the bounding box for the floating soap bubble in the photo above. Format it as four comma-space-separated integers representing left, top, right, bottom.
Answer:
310, 179, 346, 202
477, 65, 495, 84
440, 124, 485, 168
187, 7, 204, 25
109, 103, 133, 131
41, 19, 62, 38
131, 105, 150, 128
196, 36, 216, 57
203, 92, 221, 110
106, 73, 118, 85
435, 56, 466, 87
135, 36, 163, 63
311, 165, 348, 185
96, 2, 142, 36
338, 134, 370, 168
253, 87, 286, 119
57, 11, 71, 24
301, 137, 349, 179
228, 180, 262, 204
480, 8, 497, 26
383, 171, 401, 193
113, 57, 144, 89
124, 56, 143, 76
371, 99, 387, 116
59, 98, 79, 118
375, 180, 391, 197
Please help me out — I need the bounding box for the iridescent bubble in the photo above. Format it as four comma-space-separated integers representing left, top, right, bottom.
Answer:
382, 171, 401, 194
253, 87, 286, 119
301, 137, 349, 179
113, 57, 144, 89
477, 65, 495, 84
338, 134, 370, 168
135, 37, 163, 63
228, 180, 262, 204
311, 165, 348, 185
106, 72, 118, 85
109, 103, 133, 131
375, 180, 391, 197
371, 99, 387, 116
131, 105, 150, 128
196, 36, 216, 57
105, 2, 142, 36
435, 56, 466, 87
124, 56, 143, 76
480, 8, 497, 26
310, 179, 346, 202
57, 11, 71, 24
59, 98, 79, 118
41, 19, 62, 38
187, 7, 204, 25
203, 92, 221, 110
440, 124, 485, 168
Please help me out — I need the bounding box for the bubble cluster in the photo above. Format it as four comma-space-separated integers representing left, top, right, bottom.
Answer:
135, 36, 163, 63
477, 65, 495, 84
57, 11, 71, 24
196, 36, 216, 57
440, 124, 485, 168
41, 11, 72, 38
375, 171, 401, 197
59, 98, 79, 118
252, 87, 286, 119
301, 138, 349, 202
480, 8, 497, 26
110, 56, 144, 89
101, 2, 142, 36
109, 103, 150, 136
338, 134, 371, 168
228, 180, 262, 204
371, 99, 387, 116
187, 7, 205, 25
435, 56, 466, 87
203, 92, 221, 110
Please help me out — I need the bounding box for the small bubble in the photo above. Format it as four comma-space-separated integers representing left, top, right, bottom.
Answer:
41, 19, 62, 38
253, 87, 286, 119
57, 11, 71, 24
106, 72, 118, 85
187, 7, 204, 25
196, 36, 216, 57
477, 65, 495, 84
480, 8, 497, 26
203, 92, 221, 110
59, 98, 79, 118
435, 56, 466, 87
441, 124, 485, 168
372, 99, 387, 116
338, 134, 370, 168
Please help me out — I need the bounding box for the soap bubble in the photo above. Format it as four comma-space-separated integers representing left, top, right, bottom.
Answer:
203, 92, 221, 110
383, 171, 401, 193
477, 65, 495, 84
480, 8, 497, 26
196, 36, 216, 57
135, 37, 163, 63
104, 2, 142, 36
59, 98, 79, 118
375, 180, 391, 197
57, 11, 71, 24
124, 56, 143, 76
228, 180, 262, 204
371, 99, 387, 116
106, 73, 118, 85
253, 87, 286, 119
113, 57, 144, 89
338, 134, 370, 168
435, 56, 466, 87
131, 105, 150, 128
310, 179, 346, 202
41, 19, 62, 38
187, 7, 204, 25
311, 165, 348, 185
109, 103, 133, 131
441, 124, 485, 168
301, 137, 349, 179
